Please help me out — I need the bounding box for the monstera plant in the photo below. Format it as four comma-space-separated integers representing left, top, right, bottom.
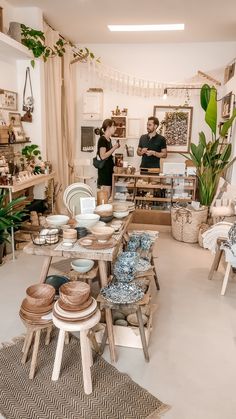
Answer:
182, 84, 236, 206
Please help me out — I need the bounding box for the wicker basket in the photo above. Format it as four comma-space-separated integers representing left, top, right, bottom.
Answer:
171, 205, 208, 243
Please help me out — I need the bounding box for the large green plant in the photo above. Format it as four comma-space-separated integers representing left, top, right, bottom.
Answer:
0, 195, 26, 244
182, 84, 236, 206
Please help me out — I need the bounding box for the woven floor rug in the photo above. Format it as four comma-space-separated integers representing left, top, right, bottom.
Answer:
0, 334, 169, 419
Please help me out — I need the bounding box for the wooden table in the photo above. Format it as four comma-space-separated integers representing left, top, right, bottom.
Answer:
1, 172, 55, 260
23, 214, 133, 363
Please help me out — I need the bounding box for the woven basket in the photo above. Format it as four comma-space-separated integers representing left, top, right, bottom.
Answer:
198, 223, 210, 247
171, 205, 208, 243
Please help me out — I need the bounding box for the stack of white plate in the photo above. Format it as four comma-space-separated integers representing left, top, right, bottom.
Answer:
63, 183, 94, 215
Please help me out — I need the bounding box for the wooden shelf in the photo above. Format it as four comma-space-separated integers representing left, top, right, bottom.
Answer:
0, 32, 33, 60
172, 198, 192, 202
136, 183, 172, 189
0, 172, 55, 192
135, 197, 171, 202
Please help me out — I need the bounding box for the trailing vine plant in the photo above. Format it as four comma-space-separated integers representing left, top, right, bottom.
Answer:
20, 24, 99, 68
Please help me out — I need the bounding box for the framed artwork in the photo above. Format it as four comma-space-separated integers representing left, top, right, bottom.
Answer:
9, 112, 22, 127
0, 89, 18, 111
13, 126, 25, 142
221, 92, 232, 119
153, 105, 193, 153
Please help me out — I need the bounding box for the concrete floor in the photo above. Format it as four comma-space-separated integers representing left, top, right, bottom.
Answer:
1, 226, 236, 419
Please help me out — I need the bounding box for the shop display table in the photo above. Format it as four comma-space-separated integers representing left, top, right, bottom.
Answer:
23, 214, 132, 363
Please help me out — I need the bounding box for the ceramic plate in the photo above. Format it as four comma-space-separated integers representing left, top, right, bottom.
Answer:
63, 183, 93, 207
101, 283, 144, 304
67, 190, 92, 215
136, 258, 152, 272
54, 298, 97, 318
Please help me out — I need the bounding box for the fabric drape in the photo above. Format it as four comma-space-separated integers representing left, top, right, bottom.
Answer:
44, 22, 76, 212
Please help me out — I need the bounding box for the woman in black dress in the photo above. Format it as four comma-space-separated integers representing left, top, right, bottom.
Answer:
97, 119, 120, 198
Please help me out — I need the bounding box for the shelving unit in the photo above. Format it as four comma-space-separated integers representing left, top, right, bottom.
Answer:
111, 116, 127, 139
112, 172, 197, 224
0, 31, 32, 60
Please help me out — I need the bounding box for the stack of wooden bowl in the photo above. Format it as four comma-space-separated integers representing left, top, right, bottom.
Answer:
53, 282, 98, 322
19, 284, 55, 325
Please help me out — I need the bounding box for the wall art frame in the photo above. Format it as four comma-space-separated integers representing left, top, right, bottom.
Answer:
0, 89, 18, 111
153, 105, 193, 153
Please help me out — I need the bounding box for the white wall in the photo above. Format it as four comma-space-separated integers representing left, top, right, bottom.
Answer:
0, 0, 46, 197
75, 42, 236, 191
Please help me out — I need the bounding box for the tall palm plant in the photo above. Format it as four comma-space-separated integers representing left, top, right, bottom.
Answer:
182, 84, 236, 206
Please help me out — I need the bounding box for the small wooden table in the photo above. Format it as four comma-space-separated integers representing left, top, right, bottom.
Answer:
1, 172, 55, 260
23, 214, 133, 363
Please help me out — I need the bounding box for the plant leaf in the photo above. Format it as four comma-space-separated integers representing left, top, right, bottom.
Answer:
205, 87, 217, 136
220, 108, 236, 137
200, 84, 211, 111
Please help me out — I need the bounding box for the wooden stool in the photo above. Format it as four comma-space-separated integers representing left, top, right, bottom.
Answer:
98, 293, 150, 362
52, 310, 101, 395
208, 237, 227, 280
68, 265, 100, 288
21, 321, 53, 380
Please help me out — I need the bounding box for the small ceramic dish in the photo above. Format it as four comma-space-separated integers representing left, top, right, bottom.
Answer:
71, 259, 94, 273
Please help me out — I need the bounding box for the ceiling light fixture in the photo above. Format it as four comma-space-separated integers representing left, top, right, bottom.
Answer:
108, 24, 185, 32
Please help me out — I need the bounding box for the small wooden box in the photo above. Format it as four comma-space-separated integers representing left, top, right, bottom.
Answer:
0, 126, 9, 144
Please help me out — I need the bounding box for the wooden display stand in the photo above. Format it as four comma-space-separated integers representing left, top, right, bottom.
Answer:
112, 172, 197, 225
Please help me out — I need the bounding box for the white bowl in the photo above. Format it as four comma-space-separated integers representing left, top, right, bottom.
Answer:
75, 213, 100, 228
71, 259, 94, 273
46, 215, 69, 227
113, 211, 129, 219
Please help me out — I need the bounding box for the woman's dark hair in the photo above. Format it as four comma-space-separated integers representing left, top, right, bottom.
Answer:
148, 116, 159, 128
99, 118, 116, 136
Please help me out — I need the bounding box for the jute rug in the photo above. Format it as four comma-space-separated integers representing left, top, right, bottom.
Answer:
0, 334, 170, 419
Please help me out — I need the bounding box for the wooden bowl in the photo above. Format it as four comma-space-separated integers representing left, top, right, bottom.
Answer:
59, 282, 90, 305
26, 284, 55, 306
63, 229, 77, 239
90, 226, 114, 242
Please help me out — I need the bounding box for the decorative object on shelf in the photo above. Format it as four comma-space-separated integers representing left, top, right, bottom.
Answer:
9, 112, 26, 143
101, 282, 144, 304
111, 116, 126, 139
154, 105, 193, 153
181, 84, 236, 206
125, 145, 134, 157
20, 144, 42, 173
0, 89, 17, 111
115, 153, 123, 167
0, 194, 26, 265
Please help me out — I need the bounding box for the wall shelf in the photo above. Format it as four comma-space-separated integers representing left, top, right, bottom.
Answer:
0, 32, 33, 60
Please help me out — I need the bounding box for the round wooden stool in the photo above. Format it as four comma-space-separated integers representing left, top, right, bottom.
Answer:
21, 320, 53, 379
52, 310, 101, 395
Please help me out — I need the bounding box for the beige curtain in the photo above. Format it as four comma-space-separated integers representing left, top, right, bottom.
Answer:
44, 22, 76, 213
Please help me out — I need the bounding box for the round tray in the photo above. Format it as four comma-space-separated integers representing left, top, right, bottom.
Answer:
78, 235, 117, 250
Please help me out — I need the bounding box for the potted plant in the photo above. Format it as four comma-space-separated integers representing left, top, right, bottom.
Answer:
0, 194, 26, 265
182, 84, 236, 206
20, 144, 42, 173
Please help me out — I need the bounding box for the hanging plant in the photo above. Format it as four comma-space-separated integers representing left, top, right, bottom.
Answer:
20, 24, 99, 68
